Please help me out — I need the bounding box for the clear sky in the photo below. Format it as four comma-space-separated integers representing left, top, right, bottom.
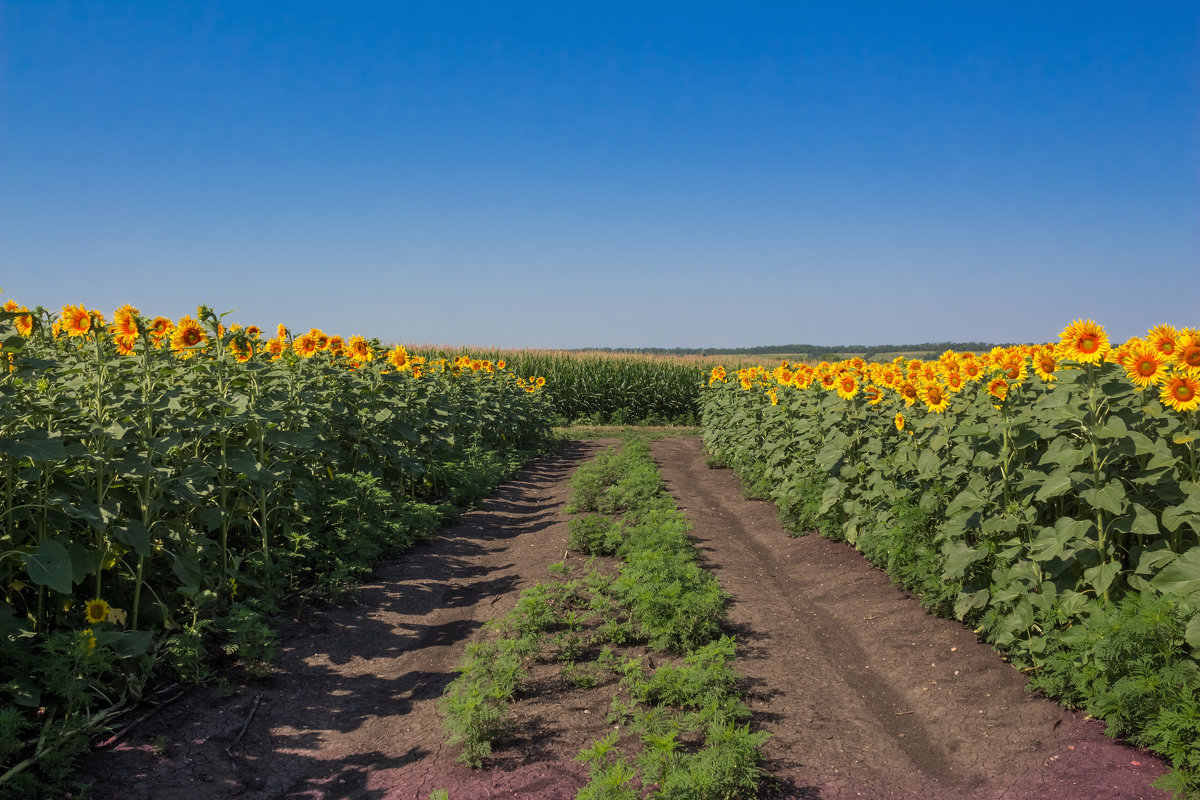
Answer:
1, 1, 1197, 349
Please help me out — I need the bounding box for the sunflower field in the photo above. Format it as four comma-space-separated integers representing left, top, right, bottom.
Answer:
0, 300, 552, 792
701, 320, 1200, 796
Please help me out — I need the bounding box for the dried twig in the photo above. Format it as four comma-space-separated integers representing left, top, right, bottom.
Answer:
94, 690, 185, 749
226, 694, 263, 756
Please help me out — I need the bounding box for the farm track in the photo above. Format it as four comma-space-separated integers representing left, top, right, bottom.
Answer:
74, 437, 1170, 799
75, 440, 614, 800
651, 437, 1168, 800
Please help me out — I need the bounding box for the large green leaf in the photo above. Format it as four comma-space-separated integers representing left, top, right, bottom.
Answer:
0, 432, 66, 462
1149, 546, 1200, 601
1035, 470, 1076, 502
21, 539, 74, 594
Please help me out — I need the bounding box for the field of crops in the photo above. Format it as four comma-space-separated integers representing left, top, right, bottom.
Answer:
0, 301, 553, 792
701, 320, 1200, 795
415, 347, 708, 425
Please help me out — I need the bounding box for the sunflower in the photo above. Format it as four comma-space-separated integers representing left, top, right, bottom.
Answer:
61, 304, 92, 337
293, 333, 319, 358
961, 359, 984, 382
147, 316, 173, 346
987, 377, 1009, 402
1124, 343, 1167, 389
535, 376, 546, 387
920, 381, 950, 413
112, 304, 140, 339
387, 345, 410, 371
1059, 319, 1110, 364
894, 412, 905, 432
1147, 324, 1179, 358
897, 380, 919, 407
8, 303, 33, 337
244, 325, 262, 339
85, 598, 111, 624
995, 353, 1028, 383
266, 338, 286, 360
1174, 331, 1200, 375
346, 335, 373, 363
864, 384, 884, 405
1160, 374, 1200, 412
82, 628, 97, 651
114, 335, 137, 357
767, 387, 779, 406
708, 366, 727, 385
229, 338, 253, 363
943, 370, 965, 393
1032, 347, 1059, 382
308, 329, 329, 351
835, 373, 858, 400
170, 316, 207, 358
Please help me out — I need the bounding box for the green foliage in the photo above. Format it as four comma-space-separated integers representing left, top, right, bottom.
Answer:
568, 515, 625, 557
439, 639, 527, 767
700, 351, 1200, 796
418, 348, 706, 425
0, 305, 554, 790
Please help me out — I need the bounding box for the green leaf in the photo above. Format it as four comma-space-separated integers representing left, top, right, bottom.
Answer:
1081, 481, 1126, 516
112, 520, 153, 558
21, 539, 74, 594
1082, 561, 1121, 598
953, 589, 989, 620
95, 629, 154, 658
1127, 502, 1160, 537
1186, 613, 1200, 651
943, 541, 988, 578
1035, 470, 1075, 502
0, 432, 66, 462
1148, 546, 1200, 601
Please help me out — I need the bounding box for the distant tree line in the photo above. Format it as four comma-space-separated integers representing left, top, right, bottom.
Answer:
577, 342, 1019, 362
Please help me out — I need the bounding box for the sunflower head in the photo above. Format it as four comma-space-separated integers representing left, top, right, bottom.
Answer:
894, 412, 905, 432
835, 373, 858, 401
387, 345, 410, 371
1124, 343, 1167, 389
346, 335, 373, 363
987, 377, 1009, 401
61, 304, 93, 338
171, 316, 208, 358
85, 598, 111, 624
1059, 319, 1110, 364
112, 304, 141, 339
1148, 324, 1179, 358
293, 333, 319, 358
1160, 375, 1200, 412
920, 381, 950, 413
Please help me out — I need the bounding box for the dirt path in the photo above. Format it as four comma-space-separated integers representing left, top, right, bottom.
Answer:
650, 436, 1169, 800
73, 437, 1171, 800
76, 441, 613, 800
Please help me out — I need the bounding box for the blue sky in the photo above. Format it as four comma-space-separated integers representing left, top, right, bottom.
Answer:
1, 2, 1196, 348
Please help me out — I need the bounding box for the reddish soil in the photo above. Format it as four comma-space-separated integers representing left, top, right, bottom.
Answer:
72, 437, 1170, 800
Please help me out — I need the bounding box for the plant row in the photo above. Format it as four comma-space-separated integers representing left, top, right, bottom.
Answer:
418, 349, 707, 426
0, 300, 553, 796
701, 320, 1200, 798
440, 438, 768, 798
